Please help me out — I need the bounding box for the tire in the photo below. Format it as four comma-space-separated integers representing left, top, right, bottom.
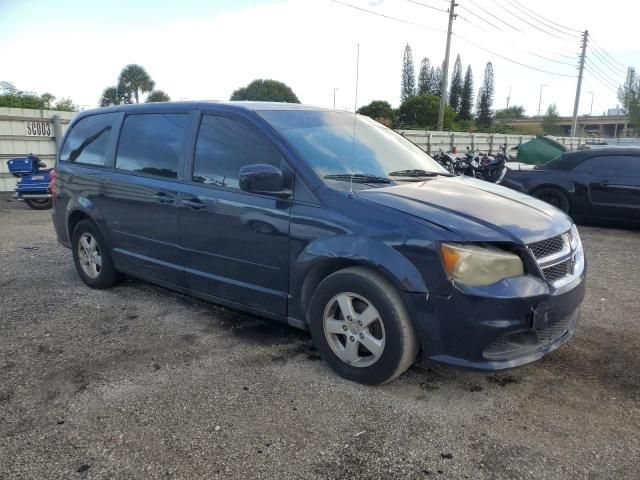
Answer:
532, 187, 570, 213
308, 266, 418, 385
25, 198, 52, 210
71, 220, 121, 289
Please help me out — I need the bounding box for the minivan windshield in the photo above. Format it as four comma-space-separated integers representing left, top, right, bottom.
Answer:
259, 110, 448, 185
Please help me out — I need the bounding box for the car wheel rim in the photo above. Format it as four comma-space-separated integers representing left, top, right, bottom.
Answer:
323, 292, 385, 368
539, 192, 560, 208
78, 233, 102, 279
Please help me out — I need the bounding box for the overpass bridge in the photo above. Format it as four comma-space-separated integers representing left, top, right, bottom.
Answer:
510, 115, 630, 137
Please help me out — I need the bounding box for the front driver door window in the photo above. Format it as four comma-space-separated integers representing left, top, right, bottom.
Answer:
179, 114, 292, 314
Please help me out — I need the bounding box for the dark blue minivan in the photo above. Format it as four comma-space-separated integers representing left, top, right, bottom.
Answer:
52, 102, 586, 384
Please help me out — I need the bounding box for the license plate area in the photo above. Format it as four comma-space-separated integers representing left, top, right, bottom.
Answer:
532, 301, 553, 329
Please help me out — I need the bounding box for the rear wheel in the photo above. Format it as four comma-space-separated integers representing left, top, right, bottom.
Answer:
308, 267, 418, 385
71, 220, 121, 289
25, 198, 52, 210
532, 188, 570, 213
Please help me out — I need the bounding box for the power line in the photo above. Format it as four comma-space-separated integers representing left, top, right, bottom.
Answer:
330, 0, 447, 33
589, 35, 629, 70
588, 57, 625, 85
585, 69, 620, 95
453, 14, 577, 67
458, 4, 579, 63
508, 0, 583, 34
589, 44, 628, 76
331, 0, 578, 77
465, 0, 517, 32
587, 61, 624, 90
458, 3, 506, 31
486, 0, 578, 42
503, 0, 578, 39
456, 13, 485, 30
403, 0, 448, 14
585, 66, 620, 92
453, 32, 578, 77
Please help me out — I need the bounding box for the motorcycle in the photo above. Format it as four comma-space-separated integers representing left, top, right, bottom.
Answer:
7, 154, 53, 210
451, 149, 507, 184
433, 151, 456, 174
476, 155, 507, 183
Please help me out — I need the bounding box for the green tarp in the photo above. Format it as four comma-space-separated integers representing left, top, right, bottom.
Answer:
516, 136, 568, 165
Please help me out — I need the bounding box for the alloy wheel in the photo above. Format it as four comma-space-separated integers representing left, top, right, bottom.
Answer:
323, 292, 386, 367
77, 232, 102, 279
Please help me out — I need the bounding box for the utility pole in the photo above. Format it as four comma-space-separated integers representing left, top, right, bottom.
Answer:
506, 85, 512, 109
437, 0, 456, 131
333, 88, 339, 109
588, 91, 594, 116
571, 30, 588, 137
537, 84, 547, 117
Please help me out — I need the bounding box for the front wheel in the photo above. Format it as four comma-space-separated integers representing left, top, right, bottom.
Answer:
25, 197, 52, 210
308, 267, 418, 385
532, 188, 570, 213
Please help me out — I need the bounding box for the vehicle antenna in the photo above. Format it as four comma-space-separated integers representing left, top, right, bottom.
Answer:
349, 43, 360, 197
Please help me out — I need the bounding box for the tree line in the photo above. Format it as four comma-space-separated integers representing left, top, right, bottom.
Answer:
0, 81, 76, 111
3, 56, 637, 134
358, 43, 568, 135
99, 65, 171, 106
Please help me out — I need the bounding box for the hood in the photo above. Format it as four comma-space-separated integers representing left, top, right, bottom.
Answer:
356, 176, 572, 244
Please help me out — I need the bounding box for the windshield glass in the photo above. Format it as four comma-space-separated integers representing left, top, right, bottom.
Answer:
259, 110, 447, 183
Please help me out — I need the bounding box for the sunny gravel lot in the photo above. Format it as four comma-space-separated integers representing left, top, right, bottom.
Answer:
1, 197, 639, 479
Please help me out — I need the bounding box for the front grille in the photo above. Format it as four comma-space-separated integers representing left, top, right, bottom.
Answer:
483, 310, 579, 360
541, 260, 572, 283
529, 235, 565, 259
527, 232, 577, 286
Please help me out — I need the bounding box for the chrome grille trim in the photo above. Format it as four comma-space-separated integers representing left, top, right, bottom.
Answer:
527, 229, 583, 288
529, 235, 565, 259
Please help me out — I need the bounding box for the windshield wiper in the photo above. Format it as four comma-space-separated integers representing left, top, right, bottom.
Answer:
324, 173, 391, 184
388, 169, 452, 177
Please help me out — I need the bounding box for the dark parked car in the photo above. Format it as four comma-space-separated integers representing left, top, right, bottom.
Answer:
51, 102, 586, 384
502, 148, 640, 224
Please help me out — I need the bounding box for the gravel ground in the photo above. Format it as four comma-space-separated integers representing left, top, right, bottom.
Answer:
1, 197, 639, 479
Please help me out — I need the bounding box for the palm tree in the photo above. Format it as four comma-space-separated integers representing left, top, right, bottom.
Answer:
146, 90, 170, 102
99, 87, 119, 107
117, 64, 155, 104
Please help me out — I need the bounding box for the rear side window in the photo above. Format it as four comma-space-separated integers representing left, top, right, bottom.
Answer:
115, 113, 188, 179
193, 115, 282, 189
60, 113, 116, 166
573, 156, 640, 176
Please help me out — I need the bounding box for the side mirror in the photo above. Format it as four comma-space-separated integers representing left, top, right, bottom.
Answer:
239, 164, 289, 196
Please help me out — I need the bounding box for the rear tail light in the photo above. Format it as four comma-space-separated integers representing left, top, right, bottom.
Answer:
49, 169, 56, 199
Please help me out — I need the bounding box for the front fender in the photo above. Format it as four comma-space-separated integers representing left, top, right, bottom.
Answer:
289, 235, 430, 323
298, 235, 428, 293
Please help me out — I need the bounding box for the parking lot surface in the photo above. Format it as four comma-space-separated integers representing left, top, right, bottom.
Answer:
1, 198, 638, 479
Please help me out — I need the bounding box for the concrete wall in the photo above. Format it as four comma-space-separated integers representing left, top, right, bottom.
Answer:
397, 130, 605, 156
0, 107, 74, 191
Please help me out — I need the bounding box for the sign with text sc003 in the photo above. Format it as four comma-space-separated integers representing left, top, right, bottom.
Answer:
24, 121, 52, 137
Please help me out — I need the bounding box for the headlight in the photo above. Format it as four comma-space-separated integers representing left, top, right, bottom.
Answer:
569, 224, 582, 251
440, 243, 524, 286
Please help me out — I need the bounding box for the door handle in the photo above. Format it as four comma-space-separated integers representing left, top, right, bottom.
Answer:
182, 197, 206, 211
153, 192, 175, 204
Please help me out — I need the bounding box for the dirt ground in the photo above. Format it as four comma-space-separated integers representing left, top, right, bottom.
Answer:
0, 197, 638, 479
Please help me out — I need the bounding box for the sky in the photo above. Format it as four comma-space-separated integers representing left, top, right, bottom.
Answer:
0, 0, 638, 117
